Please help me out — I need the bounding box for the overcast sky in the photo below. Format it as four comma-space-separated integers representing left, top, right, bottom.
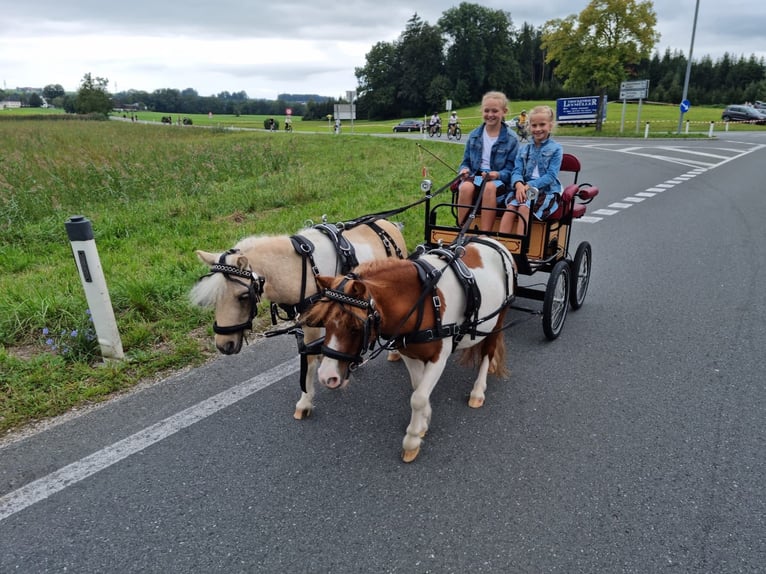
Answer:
2, 0, 763, 100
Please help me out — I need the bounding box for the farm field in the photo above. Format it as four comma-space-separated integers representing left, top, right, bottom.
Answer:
0, 107, 763, 434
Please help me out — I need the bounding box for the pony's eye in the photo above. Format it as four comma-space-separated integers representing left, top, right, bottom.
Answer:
238, 293, 250, 303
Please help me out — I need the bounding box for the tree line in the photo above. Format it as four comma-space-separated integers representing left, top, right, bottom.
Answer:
355, 2, 765, 120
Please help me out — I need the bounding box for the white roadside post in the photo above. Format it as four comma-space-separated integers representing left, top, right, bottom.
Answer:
65, 215, 125, 361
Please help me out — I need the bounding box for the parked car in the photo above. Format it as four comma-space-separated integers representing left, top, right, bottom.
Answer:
752, 100, 766, 110
393, 119, 424, 133
721, 105, 766, 124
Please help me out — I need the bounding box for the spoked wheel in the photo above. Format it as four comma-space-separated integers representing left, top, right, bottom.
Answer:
455, 126, 462, 140
569, 241, 592, 310
542, 260, 570, 340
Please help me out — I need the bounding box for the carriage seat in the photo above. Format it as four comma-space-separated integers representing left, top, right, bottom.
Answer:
546, 183, 599, 221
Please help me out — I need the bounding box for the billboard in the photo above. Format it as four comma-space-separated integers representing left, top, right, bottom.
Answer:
556, 96, 608, 125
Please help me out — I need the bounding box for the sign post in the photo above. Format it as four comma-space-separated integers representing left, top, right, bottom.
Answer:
619, 80, 650, 133
346, 90, 356, 133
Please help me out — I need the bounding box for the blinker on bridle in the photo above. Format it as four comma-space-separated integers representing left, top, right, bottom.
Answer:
206, 249, 265, 335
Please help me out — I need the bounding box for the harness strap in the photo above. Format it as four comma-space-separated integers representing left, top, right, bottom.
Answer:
365, 220, 406, 259
314, 222, 359, 274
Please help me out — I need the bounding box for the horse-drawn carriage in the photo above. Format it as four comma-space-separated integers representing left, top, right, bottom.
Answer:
422, 152, 599, 339
191, 152, 599, 461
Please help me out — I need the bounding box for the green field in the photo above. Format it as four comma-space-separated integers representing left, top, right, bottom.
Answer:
0, 106, 763, 434
122, 101, 764, 136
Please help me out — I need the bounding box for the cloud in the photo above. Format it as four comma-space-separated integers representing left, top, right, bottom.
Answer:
1, 0, 763, 99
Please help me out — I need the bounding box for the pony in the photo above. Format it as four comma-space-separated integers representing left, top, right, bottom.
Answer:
190, 219, 408, 419
301, 237, 516, 462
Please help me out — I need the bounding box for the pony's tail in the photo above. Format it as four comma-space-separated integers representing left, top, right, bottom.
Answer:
458, 330, 508, 378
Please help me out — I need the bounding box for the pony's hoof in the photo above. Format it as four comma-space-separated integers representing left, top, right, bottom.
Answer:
386, 350, 401, 362
293, 408, 312, 420
402, 447, 421, 463
468, 396, 485, 408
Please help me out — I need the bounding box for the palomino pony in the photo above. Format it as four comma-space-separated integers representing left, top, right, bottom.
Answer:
190, 219, 407, 419
301, 237, 516, 462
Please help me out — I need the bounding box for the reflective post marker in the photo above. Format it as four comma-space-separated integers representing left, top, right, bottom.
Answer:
65, 215, 125, 361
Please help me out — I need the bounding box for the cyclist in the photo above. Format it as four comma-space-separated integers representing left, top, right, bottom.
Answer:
428, 112, 441, 136
447, 111, 460, 138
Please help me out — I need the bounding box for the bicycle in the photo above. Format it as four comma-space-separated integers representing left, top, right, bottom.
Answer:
447, 122, 462, 141
429, 123, 442, 138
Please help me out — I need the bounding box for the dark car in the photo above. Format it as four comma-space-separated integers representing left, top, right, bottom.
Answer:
721, 105, 766, 124
393, 119, 424, 133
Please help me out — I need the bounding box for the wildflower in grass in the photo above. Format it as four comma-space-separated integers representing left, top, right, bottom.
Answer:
40, 310, 100, 363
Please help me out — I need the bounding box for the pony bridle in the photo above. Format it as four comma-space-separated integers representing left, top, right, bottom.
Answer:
208, 249, 265, 336
320, 275, 381, 371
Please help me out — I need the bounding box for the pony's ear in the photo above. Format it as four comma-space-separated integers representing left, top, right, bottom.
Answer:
196, 250, 218, 265
316, 275, 334, 290
234, 254, 250, 270
349, 279, 368, 300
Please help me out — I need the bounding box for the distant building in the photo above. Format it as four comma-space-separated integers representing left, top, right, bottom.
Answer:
1, 101, 22, 109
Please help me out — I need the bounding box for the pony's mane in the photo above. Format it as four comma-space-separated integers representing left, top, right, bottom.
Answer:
353, 257, 411, 280
189, 272, 227, 308
302, 285, 368, 333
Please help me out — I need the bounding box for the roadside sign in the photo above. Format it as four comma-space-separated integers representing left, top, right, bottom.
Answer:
619, 79, 649, 100
680, 99, 691, 113
620, 89, 647, 100
620, 80, 649, 91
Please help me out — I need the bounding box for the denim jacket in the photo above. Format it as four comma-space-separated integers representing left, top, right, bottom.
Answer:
458, 123, 518, 187
511, 137, 563, 196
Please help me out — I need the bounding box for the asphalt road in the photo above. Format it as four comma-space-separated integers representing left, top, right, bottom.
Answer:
2, 133, 765, 573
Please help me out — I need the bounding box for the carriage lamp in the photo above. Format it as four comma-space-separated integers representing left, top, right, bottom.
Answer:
65, 215, 125, 361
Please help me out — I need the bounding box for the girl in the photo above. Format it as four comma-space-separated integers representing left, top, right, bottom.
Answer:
456, 91, 518, 231
499, 105, 563, 235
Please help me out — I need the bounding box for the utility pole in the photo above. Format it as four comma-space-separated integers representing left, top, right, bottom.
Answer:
677, 0, 701, 133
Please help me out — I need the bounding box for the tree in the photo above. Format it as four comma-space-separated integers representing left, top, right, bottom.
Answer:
28, 93, 43, 108
397, 14, 445, 116
75, 73, 112, 116
43, 84, 65, 100
542, 0, 659, 130
439, 3, 519, 104
356, 41, 400, 119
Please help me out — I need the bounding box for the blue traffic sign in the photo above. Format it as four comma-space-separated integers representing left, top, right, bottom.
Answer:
680, 99, 691, 113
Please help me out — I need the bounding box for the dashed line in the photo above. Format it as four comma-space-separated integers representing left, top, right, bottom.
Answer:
577, 142, 764, 223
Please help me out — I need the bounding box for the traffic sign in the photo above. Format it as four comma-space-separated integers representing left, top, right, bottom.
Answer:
620, 89, 647, 100
619, 79, 649, 100
620, 80, 649, 91
680, 99, 691, 113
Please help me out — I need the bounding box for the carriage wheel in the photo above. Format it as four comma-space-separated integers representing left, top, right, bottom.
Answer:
542, 260, 570, 340
569, 241, 592, 310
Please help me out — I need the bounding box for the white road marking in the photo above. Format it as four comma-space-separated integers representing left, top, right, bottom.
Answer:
0, 357, 299, 522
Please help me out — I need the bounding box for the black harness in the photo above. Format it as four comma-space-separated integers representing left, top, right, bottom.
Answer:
317, 237, 516, 372
205, 249, 266, 337
203, 220, 404, 393
269, 220, 404, 325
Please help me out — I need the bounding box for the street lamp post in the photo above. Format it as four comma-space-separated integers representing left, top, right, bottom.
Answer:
677, 0, 701, 133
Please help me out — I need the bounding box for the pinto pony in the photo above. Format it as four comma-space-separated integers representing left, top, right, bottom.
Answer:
302, 237, 516, 462
190, 220, 407, 419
